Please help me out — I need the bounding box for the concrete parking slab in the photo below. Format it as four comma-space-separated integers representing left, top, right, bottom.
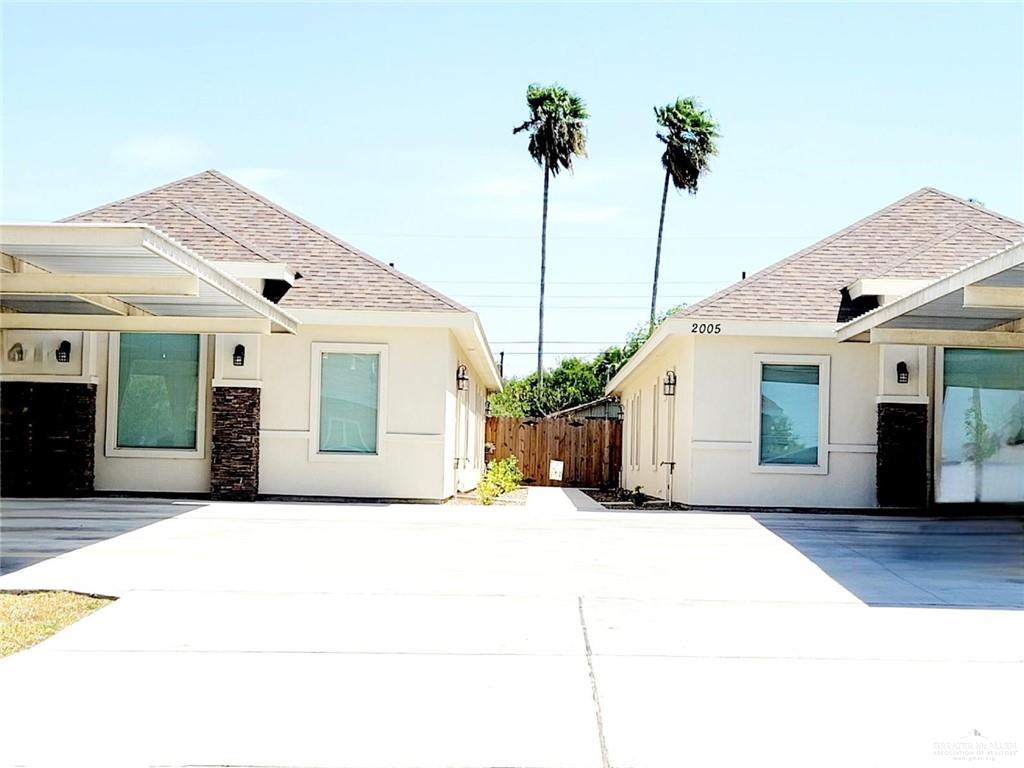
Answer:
0, 497, 201, 575
0, 497, 1021, 767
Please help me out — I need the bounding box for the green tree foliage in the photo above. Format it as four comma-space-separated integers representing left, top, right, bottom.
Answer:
488, 308, 680, 418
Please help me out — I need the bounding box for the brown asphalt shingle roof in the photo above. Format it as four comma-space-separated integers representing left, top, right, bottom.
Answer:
678, 187, 1024, 323
62, 170, 468, 312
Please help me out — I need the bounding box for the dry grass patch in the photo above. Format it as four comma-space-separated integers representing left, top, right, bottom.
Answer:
0, 591, 112, 657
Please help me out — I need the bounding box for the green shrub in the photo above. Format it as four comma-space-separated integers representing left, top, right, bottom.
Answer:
477, 455, 525, 505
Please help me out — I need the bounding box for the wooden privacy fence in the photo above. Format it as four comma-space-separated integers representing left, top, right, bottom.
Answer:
485, 416, 622, 487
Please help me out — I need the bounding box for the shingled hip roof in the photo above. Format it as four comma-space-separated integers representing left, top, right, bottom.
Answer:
62, 170, 469, 313
677, 187, 1024, 323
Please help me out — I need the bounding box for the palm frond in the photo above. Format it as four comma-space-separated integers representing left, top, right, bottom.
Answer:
513, 83, 589, 175
654, 97, 720, 194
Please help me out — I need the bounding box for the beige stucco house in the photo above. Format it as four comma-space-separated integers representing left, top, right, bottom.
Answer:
608, 188, 1024, 509
1, 170, 501, 501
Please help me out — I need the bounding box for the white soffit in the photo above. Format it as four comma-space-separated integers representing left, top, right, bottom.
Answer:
0, 223, 298, 333
837, 241, 1024, 341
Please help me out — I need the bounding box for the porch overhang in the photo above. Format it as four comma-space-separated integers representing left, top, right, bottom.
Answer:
0, 223, 299, 334
836, 240, 1024, 344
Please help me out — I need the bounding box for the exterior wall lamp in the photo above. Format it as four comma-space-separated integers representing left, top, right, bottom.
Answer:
7, 342, 25, 362
233, 344, 246, 367
456, 364, 469, 391
896, 361, 909, 385
56, 340, 72, 364
663, 370, 677, 397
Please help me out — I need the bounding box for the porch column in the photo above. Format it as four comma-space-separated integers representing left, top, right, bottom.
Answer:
210, 334, 262, 501
875, 345, 930, 508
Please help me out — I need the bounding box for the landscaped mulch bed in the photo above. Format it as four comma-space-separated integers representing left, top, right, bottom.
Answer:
0, 591, 112, 657
579, 488, 677, 511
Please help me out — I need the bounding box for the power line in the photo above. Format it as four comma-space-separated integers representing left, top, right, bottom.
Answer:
427, 279, 730, 285
348, 233, 806, 241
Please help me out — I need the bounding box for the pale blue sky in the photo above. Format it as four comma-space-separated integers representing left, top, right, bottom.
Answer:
3, 2, 1022, 375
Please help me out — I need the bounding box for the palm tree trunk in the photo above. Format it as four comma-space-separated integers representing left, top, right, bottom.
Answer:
537, 163, 550, 385
650, 169, 671, 331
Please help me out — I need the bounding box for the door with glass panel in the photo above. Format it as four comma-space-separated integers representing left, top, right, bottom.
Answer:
939, 348, 1024, 503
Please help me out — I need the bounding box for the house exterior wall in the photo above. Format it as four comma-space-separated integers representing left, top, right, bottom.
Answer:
688, 334, 878, 508
444, 333, 488, 495
2, 324, 485, 501
619, 336, 691, 501
93, 331, 214, 494
259, 324, 453, 500
618, 332, 880, 509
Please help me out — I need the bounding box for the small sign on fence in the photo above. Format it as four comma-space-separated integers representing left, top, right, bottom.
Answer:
549, 460, 564, 481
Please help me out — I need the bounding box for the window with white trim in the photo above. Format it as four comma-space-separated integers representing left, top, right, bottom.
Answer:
753, 354, 830, 474
106, 333, 207, 458
318, 352, 380, 454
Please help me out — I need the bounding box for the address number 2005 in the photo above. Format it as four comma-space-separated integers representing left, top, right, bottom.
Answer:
691, 322, 722, 334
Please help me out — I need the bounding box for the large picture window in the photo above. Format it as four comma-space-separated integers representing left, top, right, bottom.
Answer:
938, 348, 1024, 503
318, 352, 380, 454
116, 333, 201, 450
753, 355, 830, 473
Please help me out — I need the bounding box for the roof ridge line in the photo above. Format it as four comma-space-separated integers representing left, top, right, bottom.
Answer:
874, 221, 975, 276
878, 220, 1020, 277
205, 170, 469, 312
921, 186, 1024, 229
175, 203, 284, 267
58, 170, 214, 223
120, 200, 283, 267
678, 187, 934, 317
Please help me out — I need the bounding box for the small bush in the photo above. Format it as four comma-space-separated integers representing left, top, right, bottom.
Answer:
478, 455, 524, 505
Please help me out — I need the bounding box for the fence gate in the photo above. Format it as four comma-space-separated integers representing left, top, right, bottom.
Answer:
485, 416, 622, 487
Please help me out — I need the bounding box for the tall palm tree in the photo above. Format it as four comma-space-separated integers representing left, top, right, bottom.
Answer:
650, 97, 720, 330
514, 83, 588, 381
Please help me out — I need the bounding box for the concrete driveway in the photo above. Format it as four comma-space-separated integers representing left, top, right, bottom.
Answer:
0, 493, 1021, 767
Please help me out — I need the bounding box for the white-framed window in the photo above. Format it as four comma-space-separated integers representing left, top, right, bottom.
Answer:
105, 332, 208, 459
752, 354, 830, 474
309, 342, 387, 462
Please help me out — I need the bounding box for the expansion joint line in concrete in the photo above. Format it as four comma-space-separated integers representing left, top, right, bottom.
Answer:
578, 595, 610, 768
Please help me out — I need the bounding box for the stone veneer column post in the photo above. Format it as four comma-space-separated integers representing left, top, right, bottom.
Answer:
0, 381, 97, 496
210, 386, 261, 501
209, 334, 263, 501
874, 345, 931, 509
876, 402, 928, 507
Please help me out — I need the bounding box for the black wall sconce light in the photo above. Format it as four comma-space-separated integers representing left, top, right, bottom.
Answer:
7, 342, 25, 362
456, 364, 469, 391
663, 370, 677, 397
896, 361, 910, 385
233, 344, 246, 367
56, 340, 71, 364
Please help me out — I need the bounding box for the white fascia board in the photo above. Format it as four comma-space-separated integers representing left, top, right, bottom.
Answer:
836, 240, 1024, 341
0, 314, 272, 334
209, 260, 296, 285
467, 312, 502, 391
138, 228, 299, 333
292, 307, 503, 390
605, 317, 839, 394
847, 277, 932, 300
962, 285, 1024, 310
605, 318, 682, 394
0, 273, 199, 296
